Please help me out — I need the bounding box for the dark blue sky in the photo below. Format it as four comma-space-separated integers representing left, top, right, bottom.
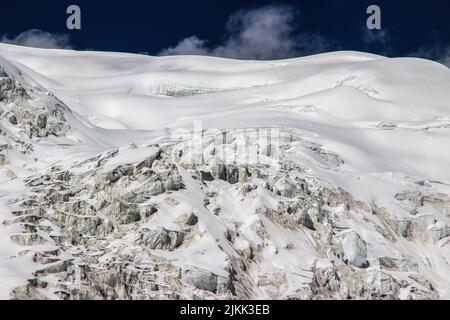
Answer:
0, 0, 449, 61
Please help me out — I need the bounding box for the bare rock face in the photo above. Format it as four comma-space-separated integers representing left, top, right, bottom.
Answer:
378, 257, 419, 273
297, 210, 315, 230
181, 267, 234, 295
137, 227, 184, 250
182, 269, 219, 293
365, 271, 400, 299
210, 161, 240, 184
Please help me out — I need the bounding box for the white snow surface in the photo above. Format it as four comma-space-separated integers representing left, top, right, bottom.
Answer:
0, 43, 450, 299
1, 44, 449, 182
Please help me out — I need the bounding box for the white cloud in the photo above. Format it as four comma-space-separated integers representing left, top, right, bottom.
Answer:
410, 44, 450, 68
161, 36, 209, 56
1, 29, 72, 49
361, 28, 392, 55
362, 29, 390, 45
159, 5, 329, 60
442, 55, 450, 67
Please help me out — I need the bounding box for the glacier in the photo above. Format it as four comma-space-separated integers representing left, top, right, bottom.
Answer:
0, 43, 449, 299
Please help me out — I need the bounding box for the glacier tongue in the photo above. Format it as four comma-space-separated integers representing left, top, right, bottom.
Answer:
0, 44, 450, 299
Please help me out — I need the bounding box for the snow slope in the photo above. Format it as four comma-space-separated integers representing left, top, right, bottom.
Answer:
0, 43, 449, 299
1, 44, 449, 181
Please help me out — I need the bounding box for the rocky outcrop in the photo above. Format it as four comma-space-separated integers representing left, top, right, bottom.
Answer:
137, 227, 185, 250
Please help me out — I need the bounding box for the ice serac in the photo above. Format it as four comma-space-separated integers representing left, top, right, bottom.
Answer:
0, 61, 71, 139
341, 231, 368, 268
0, 43, 450, 300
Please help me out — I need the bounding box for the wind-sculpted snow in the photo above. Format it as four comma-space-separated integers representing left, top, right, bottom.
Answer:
0, 43, 449, 299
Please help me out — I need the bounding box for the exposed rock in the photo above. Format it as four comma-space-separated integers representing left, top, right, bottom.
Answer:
182, 268, 219, 293
106, 165, 134, 183
137, 227, 184, 250
310, 261, 341, 297
378, 257, 419, 272
11, 284, 48, 300
272, 177, 297, 198
10, 233, 47, 246
297, 210, 315, 230
365, 271, 400, 299
102, 201, 141, 224
186, 213, 199, 226
199, 170, 214, 182
210, 161, 239, 184
136, 148, 161, 170
8, 114, 17, 125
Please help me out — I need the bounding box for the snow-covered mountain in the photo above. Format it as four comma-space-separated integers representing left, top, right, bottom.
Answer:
0, 43, 449, 299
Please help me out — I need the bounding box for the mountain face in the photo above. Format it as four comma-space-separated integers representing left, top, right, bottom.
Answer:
0, 44, 449, 300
